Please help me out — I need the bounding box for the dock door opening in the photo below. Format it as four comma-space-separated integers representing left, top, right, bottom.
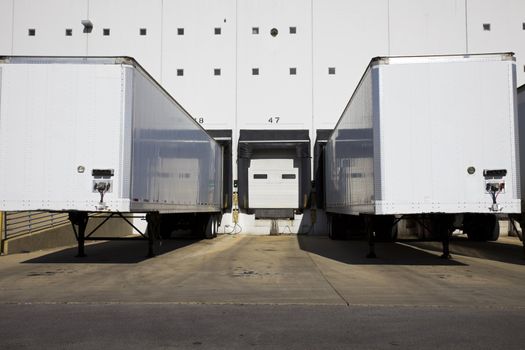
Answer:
237, 129, 311, 218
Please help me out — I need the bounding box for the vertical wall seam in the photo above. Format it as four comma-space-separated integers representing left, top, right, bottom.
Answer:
464, 0, 469, 53
234, 0, 239, 181
86, 0, 90, 55
10, 0, 15, 54
387, 0, 391, 56
311, 0, 314, 137
160, 0, 164, 83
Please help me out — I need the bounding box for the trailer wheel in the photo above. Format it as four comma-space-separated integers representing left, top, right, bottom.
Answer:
328, 215, 344, 240
487, 218, 500, 241
159, 214, 176, 239
464, 214, 499, 241
327, 214, 335, 239
483, 214, 499, 241
373, 215, 398, 242
212, 215, 218, 238
211, 214, 220, 238
202, 214, 218, 239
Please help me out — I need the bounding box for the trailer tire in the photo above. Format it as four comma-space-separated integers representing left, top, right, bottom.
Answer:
159, 214, 177, 239
211, 214, 220, 238
327, 214, 335, 239
202, 214, 215, 239
212, 215, 218, 238
464, 214, 499, 241
484, 215, 500, 241
373, 215, 398, 242
328, 215, 344, 240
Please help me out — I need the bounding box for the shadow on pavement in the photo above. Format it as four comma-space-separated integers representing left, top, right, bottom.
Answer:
297, 236, 466, 266
21, 238, 201, 264
405, 236, 525, 266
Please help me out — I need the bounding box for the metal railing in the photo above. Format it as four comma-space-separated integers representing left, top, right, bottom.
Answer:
3, 211, 69, 239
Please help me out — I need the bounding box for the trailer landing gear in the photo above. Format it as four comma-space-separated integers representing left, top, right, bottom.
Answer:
68, 211, 157, 258
508, 215, 525, 259
69, 212, 88, 258
146, 212, 160, 258
431, 215, 454, 259
365, 216, 376, 259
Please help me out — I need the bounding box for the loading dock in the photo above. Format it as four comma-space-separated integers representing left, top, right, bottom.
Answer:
237, 130, 311, 218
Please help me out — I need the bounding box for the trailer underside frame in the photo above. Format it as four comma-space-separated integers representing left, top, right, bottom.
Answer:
68, 211, 160, 258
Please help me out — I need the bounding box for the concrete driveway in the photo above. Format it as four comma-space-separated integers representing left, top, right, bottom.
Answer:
1, 235, 524, 349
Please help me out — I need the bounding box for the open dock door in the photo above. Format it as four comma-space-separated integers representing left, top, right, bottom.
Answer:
238, 130, 310, 219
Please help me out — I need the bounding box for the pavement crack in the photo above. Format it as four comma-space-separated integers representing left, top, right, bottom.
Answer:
305, 252, 350, 306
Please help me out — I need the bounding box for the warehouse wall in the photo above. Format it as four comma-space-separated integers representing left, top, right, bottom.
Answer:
466, 0, 525, 82
11, 0, 88, 56
313, 0, 389, 129
162, 0, 237, 129
86, 0, 163, 79
0, 0, 13, 54
2, 0, 523, 133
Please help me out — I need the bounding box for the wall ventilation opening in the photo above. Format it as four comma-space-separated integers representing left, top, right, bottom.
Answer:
328, 67, 336, 75
65, 29, 72, 36
523, 22, 525, 30
214, 68, 221, 76
140, 28, 147, 36
28, 29, 35, 36
252, 68, 259, 75
270, 28, 278, 37
483, 23, 491, 31
177, 28, 184, 35
215, 27, 221, 35
177, 69, 184, 76
289, 27, 297, 34
252, 27, 259, 35
103, 28, 110, 36
290, 67, 297, 75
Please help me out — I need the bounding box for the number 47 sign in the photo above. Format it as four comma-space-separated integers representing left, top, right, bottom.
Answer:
268, 116, 280, 124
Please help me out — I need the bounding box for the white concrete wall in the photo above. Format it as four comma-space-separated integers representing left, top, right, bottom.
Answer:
11, 0, 88, 56
162, 0, 236, 130
87, 0, 162, 79
466, 0, 525, 85
236, 0, 312, 131
389, 0, 467, 56
0, 0, 13, 55
313, 0, 389, 130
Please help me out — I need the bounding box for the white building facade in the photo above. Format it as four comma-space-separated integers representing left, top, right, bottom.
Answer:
1, 0, 524, 234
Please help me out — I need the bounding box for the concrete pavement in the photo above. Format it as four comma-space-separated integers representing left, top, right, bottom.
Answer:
0, 234, 524, 348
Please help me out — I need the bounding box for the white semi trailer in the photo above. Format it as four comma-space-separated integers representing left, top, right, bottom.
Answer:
324, 53, 520, 258
0, 56, 224, 257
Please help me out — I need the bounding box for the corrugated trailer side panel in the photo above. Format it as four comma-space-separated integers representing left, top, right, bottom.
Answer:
129, 67, 223, 213
376, 57, 519, 214
0, 62, 130, 212
324, 67, 376, 215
